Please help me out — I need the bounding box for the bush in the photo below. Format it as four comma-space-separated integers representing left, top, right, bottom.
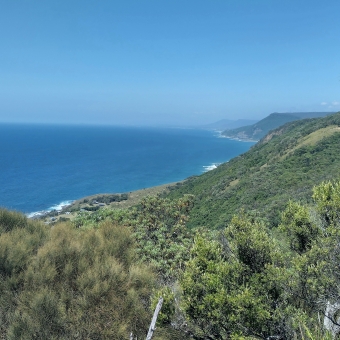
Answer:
0, 211, 157, 339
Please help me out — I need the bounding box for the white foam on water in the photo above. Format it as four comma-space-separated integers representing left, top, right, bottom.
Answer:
49, 200, 74, 211
27, 210, 47, 218
27, 200, 74, 218
203, 163, 220, 172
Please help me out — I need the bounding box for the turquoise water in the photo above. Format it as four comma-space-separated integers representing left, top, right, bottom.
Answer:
0, 124, 254, 215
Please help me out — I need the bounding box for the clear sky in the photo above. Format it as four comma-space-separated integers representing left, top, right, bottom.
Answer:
1, 0, 339, 126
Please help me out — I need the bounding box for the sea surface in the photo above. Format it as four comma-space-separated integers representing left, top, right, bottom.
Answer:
0, 124, 255, 216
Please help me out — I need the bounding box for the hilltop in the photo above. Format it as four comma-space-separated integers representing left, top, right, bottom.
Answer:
222, 111, 335, 141
167, 112, 340, 228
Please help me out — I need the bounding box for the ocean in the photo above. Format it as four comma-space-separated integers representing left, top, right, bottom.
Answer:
0, 124, 255, 216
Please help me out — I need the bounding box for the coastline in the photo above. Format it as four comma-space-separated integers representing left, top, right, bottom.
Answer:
27, 159, 231, 223
220, 135, 259, 143
214, 130, 259, 143
2, 126, 256, 219
27, 200, 75, 219
31, 181, 184, 223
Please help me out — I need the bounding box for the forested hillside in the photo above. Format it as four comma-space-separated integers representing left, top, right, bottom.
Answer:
168, 112, 340, 228
2, 112, 340, 339
222, 111, 334, 141
3, 181, 340, 339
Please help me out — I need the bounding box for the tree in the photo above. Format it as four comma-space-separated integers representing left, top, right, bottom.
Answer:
280, 201, 321, 254
181, 214, 289, 339
129, 195, 195, 283
313, 180, 340, 228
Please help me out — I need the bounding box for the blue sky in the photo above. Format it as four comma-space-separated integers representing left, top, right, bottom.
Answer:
1, 0, 339, 126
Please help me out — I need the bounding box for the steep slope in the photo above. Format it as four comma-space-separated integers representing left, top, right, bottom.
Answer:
222, 112, 335, 141
167, 112, 340, 228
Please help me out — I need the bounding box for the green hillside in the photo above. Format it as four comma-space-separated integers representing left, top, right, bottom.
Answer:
167, 112, 340, 228
3, 113, 340, 339
222, 111, 335, 141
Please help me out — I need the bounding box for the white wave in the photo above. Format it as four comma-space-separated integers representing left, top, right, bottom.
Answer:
27, 210, 47, 218
49, 200, 74, 211
27, 200, 74, 218
203, 163, 220, 172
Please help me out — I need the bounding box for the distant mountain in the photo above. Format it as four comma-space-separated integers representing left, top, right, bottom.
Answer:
200, 119, 259, 131
222, 112, 336, 141
167, 112, 340, 228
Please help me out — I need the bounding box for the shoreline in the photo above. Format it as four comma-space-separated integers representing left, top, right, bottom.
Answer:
31, 181, 184, 223
4, 127, 254, 218
214, 130, 258, 143
27, 159, 225, 222
224, 136, 258, 143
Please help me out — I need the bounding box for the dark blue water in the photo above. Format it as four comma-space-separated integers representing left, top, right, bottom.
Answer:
0, 124, 254, 215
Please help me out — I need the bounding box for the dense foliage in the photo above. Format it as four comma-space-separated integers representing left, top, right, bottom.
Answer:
3, 179, 340, 339
0, 211, 155, 339
73, 195, 195, 283
2, 113, 340, 339
179, 180, 340, 339
222, 112, 300, 141
167, 112, 340, 228
222, 112, 333, 141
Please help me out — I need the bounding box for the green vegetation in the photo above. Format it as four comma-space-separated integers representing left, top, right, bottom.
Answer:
81, 193, 129, 204
179, 180, 340, 338
74, 195, 195, 283
222, 111, 334, 141
3, 112, 340, 338
0, 211, 155, 339
167, 112, 340, 228
5, 179, 340, 338
64, 193, 129, 213
223, 112, 300, 141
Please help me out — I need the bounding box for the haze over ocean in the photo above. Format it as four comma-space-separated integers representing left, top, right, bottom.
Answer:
0, 124, 254, 215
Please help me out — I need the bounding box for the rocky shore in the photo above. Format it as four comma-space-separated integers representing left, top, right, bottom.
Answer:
36, 181, 183, 224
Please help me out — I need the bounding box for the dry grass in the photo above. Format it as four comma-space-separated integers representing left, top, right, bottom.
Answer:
281, 125, 340, 160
